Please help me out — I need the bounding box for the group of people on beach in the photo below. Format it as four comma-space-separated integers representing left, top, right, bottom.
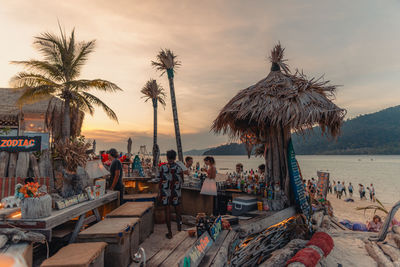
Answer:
329, 181, 375, 201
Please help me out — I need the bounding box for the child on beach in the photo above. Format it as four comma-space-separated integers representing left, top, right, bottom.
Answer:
348, 183, 353, 197
367, 215, 383, 232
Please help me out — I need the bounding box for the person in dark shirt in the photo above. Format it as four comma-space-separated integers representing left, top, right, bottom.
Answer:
108, 148, 124, 205
158, 150, 184, 239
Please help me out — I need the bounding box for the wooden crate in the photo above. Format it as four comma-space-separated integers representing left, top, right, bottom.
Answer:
77, 218, 140, 267
106, 201, 154, 243
41, 242, 107, 267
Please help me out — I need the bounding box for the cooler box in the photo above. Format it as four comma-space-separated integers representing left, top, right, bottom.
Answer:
232, 196, 258, 216
77, 218, 140, 267
106, 201, 154, 243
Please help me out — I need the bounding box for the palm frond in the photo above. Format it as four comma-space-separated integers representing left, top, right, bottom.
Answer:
10, 60, 63, 81
151, 48, 181, 75
79, 91, 118, 122
10, 72, 60, 89
70, 40, 96, 79
16, 85, 56, 105
140, 79, 166, 106
67, 79, 122, 92
356, 198, 389, 216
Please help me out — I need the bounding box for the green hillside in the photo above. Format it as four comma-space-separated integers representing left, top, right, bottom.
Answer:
201, 105, 400, 155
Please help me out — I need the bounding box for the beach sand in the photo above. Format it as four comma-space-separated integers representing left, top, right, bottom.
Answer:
327, 193, 399, 223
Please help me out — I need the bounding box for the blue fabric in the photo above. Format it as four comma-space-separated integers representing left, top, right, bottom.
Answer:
352, 223, 368, 231
340, 219, 353, 230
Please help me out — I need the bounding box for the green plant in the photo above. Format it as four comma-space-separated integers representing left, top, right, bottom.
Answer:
54, 136, 91, 172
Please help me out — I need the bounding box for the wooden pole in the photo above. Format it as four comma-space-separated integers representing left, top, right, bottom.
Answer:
16, 152, 29, 178
0, 151, 10, 177
29, 153, 40, 178
7, 152, 18, 178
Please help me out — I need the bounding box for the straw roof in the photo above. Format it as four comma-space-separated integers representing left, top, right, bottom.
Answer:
212, 44, 346, 140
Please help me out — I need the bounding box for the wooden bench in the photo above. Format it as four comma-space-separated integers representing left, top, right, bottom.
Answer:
41, 242, 107, 267
77, 218, 140, 267
124, 193, 158, 202
106, 201, 154, 243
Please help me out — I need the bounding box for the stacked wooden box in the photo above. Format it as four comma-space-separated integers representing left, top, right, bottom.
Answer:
77, 218, 140, 267
106, 201, 154, 243
41, 242, 107, 267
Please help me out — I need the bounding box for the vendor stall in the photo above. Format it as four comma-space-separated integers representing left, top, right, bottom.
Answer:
0, 191, 118, 243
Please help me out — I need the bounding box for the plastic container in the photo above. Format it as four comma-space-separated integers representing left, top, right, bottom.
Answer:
232, 196, 257, 216
257, 201, 263, 211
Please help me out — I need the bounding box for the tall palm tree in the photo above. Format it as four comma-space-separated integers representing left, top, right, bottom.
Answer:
10, 25, 122, 140
141, 79, 166, 168
151, 49, 184, 161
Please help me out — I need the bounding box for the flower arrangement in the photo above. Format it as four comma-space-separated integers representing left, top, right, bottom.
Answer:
17, 182, 44, 199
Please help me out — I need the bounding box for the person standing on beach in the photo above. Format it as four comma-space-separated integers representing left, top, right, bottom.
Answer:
348, 183, 354, 197
370, 184, 376, 202
108, 148, 124, 205
336, 181, 343, 199
333, 181, 337, 194
158, 150, 184, 239
341, 181, 347, 196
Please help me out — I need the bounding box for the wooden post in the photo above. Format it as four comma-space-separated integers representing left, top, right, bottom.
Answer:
0, 151, 10, 177
8, 152, 18, 178
16, 152, 29, 178
39, 149, 54, 189
29, 153, 40, 178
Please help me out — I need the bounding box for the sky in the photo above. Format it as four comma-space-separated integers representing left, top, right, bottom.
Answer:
1, 0, 400, 153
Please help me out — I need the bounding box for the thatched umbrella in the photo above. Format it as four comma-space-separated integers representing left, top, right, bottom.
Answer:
212, 43, 346, 200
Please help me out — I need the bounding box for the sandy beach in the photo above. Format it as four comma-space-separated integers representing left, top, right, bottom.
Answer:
327, 194, 400, 224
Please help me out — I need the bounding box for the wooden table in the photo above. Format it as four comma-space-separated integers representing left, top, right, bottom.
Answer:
181, 187, 214, 216
0, 191, 119, 243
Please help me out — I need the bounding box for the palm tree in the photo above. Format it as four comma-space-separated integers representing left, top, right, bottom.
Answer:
10, 25, 122, 140
152, 49, 184, 161
141, 79, 166, 168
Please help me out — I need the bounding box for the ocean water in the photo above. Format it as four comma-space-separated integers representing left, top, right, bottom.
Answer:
184, 155, 400, 204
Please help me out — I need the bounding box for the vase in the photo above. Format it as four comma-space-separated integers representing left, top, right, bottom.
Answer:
21, 194, 52, 219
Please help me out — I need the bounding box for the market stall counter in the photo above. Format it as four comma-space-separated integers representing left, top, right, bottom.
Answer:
0, 191, 119, 243
181, 186, 214, 216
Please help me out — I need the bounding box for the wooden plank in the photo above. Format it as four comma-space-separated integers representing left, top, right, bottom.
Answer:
106, 201, 153, 218
0, 151, 10, 177
15, 152, 29, 178
124, 193, 158, 201
200, 230, 229, 266
161, 235, 197, 267
5, 191, 118, 229
38, 150, 54, 188
69, 214, 86, 244
147, 231, 188, 267
29, 153, 40, 178
210, 230, 238, 267
78, 217, 139, 238
7, 153, 17, 178
238, 206, 296, 237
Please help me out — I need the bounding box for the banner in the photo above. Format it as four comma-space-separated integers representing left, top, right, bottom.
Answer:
179, 231, 214, 267
287, 139, 310, 218
317, 171, 330, 199
0, 136, 41, 152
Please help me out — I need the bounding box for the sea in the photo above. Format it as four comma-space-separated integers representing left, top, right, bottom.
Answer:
185, 155, 400, 205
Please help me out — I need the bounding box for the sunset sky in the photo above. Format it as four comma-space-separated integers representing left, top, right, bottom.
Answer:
1, 0, 400, 153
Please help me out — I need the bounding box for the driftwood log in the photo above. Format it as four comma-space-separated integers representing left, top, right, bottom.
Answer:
16, 152, 29, 178
210, 230, 238, 267
0, 151, 10, 177
259, 239, 307, 266
392, 233, 400, 249
365, 241, 394, 267
39, 150, 54, 189
377, 242, 400, 264
7, 152, 18, 178
21, 194, 52, 219
29, 153, 40, 178
0, 234, 8, 249
0, 228, 45, 243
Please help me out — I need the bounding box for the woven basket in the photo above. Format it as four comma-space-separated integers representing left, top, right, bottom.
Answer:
21, 194, 52, 219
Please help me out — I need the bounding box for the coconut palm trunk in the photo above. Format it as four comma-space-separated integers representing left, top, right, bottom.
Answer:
62, 97, 71, 140
264, 126, 291, 199
167, 69, 183, 162
152, 98, 158, 167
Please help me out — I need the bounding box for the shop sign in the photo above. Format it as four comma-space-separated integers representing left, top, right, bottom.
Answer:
179, 231, 214, 267
317, 171, 330, 199
0, 136, 41, 152
210, 216, 222, 241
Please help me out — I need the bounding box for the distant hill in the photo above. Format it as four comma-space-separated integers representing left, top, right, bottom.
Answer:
184, 148, 210, 156
195, 105, 400, 155
293, 105, 400, 154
